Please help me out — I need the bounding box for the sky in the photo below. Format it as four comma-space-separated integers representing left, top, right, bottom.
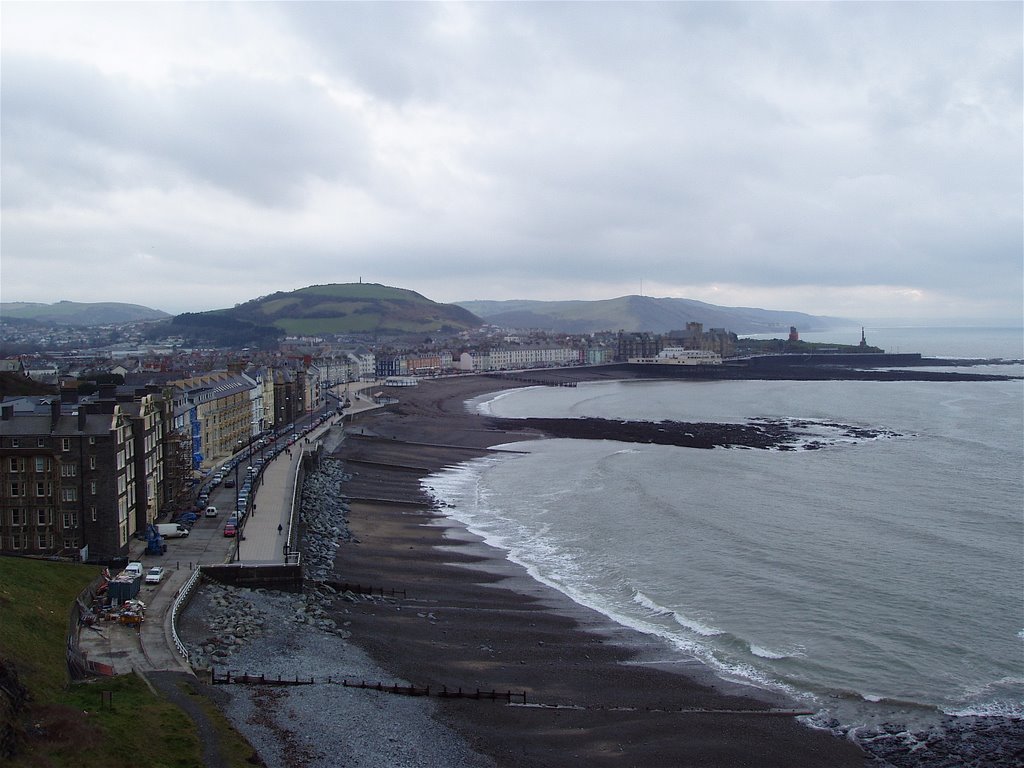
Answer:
2, 2, 1021, 322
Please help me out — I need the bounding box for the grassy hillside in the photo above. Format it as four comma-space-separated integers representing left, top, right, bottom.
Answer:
0, 557, 253, 767
197, 282, 482, 339
458, 295, 848, 334
0, 301, 169, 325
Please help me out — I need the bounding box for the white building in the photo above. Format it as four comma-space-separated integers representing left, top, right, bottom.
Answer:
629, 348, 723, 365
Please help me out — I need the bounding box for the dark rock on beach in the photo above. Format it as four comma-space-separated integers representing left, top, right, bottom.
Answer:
485, 415, 900, 450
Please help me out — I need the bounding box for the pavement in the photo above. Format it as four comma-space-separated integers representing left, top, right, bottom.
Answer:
76, 382, 387, 676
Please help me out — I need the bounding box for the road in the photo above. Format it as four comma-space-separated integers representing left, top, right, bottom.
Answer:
76, 381, 387, 675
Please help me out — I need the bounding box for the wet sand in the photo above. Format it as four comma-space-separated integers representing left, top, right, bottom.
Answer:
330, 373, 866, 767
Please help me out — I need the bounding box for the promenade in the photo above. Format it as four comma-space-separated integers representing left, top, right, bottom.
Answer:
76, 384, 386, 676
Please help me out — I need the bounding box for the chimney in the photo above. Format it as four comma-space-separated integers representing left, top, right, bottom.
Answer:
78, 409, 88, 432
60, 380, 80, 404
50, 399, 61, 426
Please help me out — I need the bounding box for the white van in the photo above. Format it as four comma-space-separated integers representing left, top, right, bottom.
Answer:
124, 561, 144, 579
156, 523, 190, 538
204, 506, 218, 518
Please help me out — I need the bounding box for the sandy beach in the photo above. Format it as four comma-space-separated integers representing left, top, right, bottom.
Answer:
329, 372, 867, 767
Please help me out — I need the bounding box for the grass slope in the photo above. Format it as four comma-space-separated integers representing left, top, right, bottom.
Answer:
458, 295, 846, 333
229, 282, 481, 335
1, 301, 169, 325
0, 557, 254, 767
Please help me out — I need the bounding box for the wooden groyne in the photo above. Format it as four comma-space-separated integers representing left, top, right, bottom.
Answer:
486, 373, 577, 387
209, 670, 814, 716
210, 668, 526, 703
322, 580, 407, 599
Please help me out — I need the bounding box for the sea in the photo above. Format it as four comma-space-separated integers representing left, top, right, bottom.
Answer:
423, 326, 1024, 744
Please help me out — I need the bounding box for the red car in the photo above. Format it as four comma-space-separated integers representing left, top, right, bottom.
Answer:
223, 522, 237, 537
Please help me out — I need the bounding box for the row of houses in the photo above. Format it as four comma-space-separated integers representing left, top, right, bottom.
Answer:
0, 355, 351, 561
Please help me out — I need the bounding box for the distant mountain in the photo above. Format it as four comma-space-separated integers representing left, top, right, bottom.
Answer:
169, 283, 481, 344
0, 301, 170, 326
456, 296, 850, 335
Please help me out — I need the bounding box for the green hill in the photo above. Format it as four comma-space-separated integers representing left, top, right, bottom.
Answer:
171, 283, 482, 344
457, 295, 850, 334
0, 301, 169, 326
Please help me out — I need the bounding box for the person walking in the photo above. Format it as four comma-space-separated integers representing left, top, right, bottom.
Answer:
278, 524, 283, 535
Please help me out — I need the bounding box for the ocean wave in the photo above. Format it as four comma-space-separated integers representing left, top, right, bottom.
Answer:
749, 643, 804, 660
944, 676, 1024, 719
631, 590, 723, 637
468, 387, 536, 417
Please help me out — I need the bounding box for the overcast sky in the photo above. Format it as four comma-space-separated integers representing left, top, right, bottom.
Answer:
2, 2, 1021, 322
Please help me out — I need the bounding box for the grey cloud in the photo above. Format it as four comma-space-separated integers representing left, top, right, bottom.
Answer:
1, 2, 1020, 318
1, 55, 369, 208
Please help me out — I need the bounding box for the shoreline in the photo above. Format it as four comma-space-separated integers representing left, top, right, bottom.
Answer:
330, 373, 867, 767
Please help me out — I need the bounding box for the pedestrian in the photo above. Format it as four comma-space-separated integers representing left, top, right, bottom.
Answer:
278, 524, 283, 535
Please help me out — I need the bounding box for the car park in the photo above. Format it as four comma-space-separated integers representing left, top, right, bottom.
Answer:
144, 566, 165, 584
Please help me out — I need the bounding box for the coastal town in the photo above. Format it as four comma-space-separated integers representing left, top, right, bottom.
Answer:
1, 307, 1020, 768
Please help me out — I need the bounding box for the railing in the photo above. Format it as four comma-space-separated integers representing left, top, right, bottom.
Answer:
170, 565, 203, 663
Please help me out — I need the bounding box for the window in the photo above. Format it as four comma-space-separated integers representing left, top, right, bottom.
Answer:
61, 438, 71, 451
62, 512, 77, 528
11, 439, 19, 448
37, 509, 48, 525
90, 506, 97, 522
90, 481, 97, 496
10, 509, 24, 525
61, 464, 77, 477
9, 534, 22, 550
61, 487, 76, 502
35, 457, 46, 472
63, 536, 78, 549
89, 456, 97, 470
10, 481, 23, 497
36, 482, 52, 498
88, 436, 96, 445
37, 532, 49, 549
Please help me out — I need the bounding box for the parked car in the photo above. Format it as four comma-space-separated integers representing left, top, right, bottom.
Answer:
223, 522, 237, 537
144, 566, 165, 584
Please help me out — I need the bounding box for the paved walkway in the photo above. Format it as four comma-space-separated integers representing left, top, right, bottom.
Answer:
77, 382, 388, 676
